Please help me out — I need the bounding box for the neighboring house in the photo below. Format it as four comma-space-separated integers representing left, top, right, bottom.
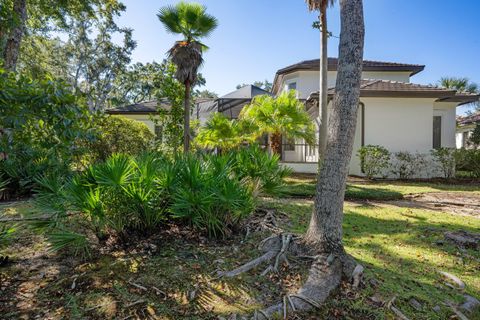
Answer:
271, 58, 479, 176
456, 113, 480, 148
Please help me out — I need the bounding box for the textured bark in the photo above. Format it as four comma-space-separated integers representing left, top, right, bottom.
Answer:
184, 80, 191, 153
270, 132, 282, 156
3, 0, 27, 71
318, 2, 329, 164
304, 0, 364, 251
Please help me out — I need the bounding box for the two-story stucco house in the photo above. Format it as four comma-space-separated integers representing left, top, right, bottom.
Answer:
107, 57, 479, 178
271, 58, 479, 176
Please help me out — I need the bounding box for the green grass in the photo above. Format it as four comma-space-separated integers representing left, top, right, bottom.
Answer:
262, 197, 480, 319
279, 175, 480, 200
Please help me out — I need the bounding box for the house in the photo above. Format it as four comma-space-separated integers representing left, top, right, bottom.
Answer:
107, 58, 479, 178
271, 58, 479, 176
456, 113, 480, 148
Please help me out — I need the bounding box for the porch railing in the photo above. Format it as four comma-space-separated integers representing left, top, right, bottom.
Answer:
281, 143, 318, 163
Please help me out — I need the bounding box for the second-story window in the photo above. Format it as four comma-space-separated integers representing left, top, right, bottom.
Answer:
287, 82, 297, 91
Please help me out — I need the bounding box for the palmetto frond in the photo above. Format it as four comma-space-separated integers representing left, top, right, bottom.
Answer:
305, 0, 336, 11
239, 90, 316, 145
168, 40, 203, 84
157, 2, 218, 41
439, 77, 479, 94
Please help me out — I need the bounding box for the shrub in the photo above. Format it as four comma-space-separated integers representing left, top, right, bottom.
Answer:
229, 144, 292, 195
88, 116, 154, 162
31, 152, 256, 253
431, 148, 456, 179
357, 145, 391, 179
454, 148, 480, 178
391, 151, 427, 179
169, 154, 254, 238
0, 70, 94, 196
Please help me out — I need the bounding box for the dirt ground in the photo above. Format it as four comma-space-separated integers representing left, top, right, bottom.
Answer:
391, 192, 480, 218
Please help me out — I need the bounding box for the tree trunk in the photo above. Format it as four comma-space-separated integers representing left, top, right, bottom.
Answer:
3, 0, 27, 71
317, 2, 329, 164
270, 132, 282, 156
183, 79, 191, 153
305, 0, 364, 251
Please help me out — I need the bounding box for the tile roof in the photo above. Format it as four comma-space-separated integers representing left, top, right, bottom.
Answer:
457, 113, 480, 126
308, 79, 479, 102
276, 58, 425, 76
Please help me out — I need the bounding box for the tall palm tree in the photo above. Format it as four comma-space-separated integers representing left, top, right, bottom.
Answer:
306, 0, 336, 164
157, 2, 218, 153
239, 90, 315, 156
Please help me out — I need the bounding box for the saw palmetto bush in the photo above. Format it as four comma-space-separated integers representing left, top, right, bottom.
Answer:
31, 152, 258, 254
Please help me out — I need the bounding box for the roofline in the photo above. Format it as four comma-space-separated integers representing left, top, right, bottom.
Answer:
272, 59, 425, 94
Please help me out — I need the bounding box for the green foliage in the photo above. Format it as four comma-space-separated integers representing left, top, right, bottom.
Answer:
195, 113, 253, 150
430, 147, 456, 179
0, 70, 95, 195
157, 1, 218, 43
239, 90, 316, 145
391, 151, 427, 179
169, 154, 254, 238
357, 145, 391, 179
454, 148, 480, 178
32, 151, 268, 252
229, 145, 292, 195
469, 122, 480, 146
152, 62, 185, 154
88, 116, 154, 162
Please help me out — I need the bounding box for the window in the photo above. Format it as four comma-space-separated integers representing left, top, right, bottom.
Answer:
287, 82, 297, 91
432, 116, 442, 149
154, 125, 163, 141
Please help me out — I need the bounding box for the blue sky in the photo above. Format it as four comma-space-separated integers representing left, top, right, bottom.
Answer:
118, 0, 480, 113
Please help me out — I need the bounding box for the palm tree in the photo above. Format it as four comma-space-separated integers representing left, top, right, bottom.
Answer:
239, 90, 315, 156
439, 77, 478, 93
157, 2, 218, 153
306, 0, 336, 164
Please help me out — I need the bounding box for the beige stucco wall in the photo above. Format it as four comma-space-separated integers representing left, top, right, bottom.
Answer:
282, 70, 412, 99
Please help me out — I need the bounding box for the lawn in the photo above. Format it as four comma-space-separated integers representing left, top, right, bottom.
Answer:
1, 182, 479, 319
280, 174, 480, 200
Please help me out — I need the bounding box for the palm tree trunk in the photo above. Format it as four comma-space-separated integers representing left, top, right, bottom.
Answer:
183, 79, 191, 153
305, 0, 364, 252
3, 0, 27, 71
270, 132, 282, 156
318, 2, 329, 163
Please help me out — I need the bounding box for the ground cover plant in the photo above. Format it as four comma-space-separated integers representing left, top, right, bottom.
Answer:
27, 146, 288, 255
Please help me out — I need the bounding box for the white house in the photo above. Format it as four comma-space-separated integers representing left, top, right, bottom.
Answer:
456, 113, 480, 148
107, 58, 479, 178
271, 58, 479, 176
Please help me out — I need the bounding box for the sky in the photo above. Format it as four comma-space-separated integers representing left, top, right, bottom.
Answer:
117, 0, 480, 114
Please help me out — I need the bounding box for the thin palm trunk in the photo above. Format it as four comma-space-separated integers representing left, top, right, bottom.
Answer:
3, 0, 27, 71
183, 79, 191, 153
305, 0, 364, 251
318, 3, 329, 163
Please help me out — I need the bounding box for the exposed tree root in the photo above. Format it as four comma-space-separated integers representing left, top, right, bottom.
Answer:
218, 233, 301, 278
252, 252, 363, 319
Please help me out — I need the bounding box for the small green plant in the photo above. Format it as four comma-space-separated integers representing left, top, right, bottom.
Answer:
391, 151, 427, 179
431, 148, 456, 179
357, 145, 391, 179
229, 144, 292, 195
